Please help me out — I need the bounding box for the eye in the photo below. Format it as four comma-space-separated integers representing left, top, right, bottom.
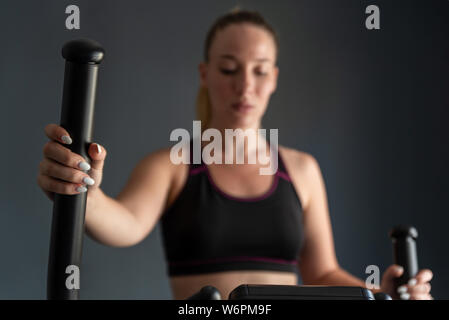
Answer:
220, 68, 237, 75
255, 70, 268, 76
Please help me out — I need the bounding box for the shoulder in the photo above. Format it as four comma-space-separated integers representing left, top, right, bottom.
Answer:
138, 147, 173, 169
132, 146, 184, 182
278, 145, 322, 210
278, 145, 319, 175
137, 145, 189, 194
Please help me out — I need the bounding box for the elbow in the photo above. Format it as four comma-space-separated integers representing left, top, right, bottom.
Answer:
85, 226, 146, 249
302, 265, 342, 285
111, 212, 149, 248
110, 229, 147, 248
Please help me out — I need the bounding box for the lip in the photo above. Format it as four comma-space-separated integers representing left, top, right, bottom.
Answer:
232, 102, 254, 113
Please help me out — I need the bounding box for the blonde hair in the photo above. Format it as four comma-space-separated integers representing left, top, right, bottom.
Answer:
195, 8, 279, 131
196, 86, 212, 131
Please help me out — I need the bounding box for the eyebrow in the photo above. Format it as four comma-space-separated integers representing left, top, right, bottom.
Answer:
219, 54, 271, 63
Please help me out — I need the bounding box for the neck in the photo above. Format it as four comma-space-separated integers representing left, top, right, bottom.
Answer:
201, 120, 270, 164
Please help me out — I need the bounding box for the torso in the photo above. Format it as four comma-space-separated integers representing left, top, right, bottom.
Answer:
164, 145, 311, 300
170, 270, 298, 300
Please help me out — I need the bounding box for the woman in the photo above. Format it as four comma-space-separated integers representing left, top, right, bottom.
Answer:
37, 9, 433, 300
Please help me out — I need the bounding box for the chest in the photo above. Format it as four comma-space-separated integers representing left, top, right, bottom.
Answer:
162, 172, 304, 262
206, 163, 275, 198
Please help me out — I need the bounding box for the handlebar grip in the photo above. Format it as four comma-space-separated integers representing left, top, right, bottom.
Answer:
374, 292, 392, 300
187, 286, 222, 300
47, 39, 104, 300
389, 225, 419, 287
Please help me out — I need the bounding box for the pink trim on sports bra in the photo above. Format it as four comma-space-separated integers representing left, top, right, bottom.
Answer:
169, 256, 298, 267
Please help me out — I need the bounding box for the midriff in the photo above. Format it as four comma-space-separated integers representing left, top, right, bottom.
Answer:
169, 270, 298, 300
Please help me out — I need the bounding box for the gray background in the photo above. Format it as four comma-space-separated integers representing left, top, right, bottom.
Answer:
1, 0, 448, 299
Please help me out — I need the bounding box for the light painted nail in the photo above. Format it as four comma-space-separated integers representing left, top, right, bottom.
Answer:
397, 285, 408, 294
76, 186, 87, 193
400, 293, 410, 300
61, 135, 72, 144
408, 278, 417, 286
83, 177, 95, 186
96, 143, 102, 154
78, 161, 91, 171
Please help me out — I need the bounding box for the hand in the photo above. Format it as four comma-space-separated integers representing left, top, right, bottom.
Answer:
37, 123, 107, 201
380, 264, 434, 300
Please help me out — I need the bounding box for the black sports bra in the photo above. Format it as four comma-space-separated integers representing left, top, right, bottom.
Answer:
160, 140, 304, 276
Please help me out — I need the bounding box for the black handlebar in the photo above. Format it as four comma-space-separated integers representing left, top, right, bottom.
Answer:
390, 225, 419, 287
47, 39, 104, 300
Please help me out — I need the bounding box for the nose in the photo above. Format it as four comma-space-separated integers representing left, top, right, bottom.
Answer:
234, 69, 254, 96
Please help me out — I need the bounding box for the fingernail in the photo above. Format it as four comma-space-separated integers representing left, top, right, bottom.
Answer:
61, 135, 72, 144
78, 161, 91, 171
408, 278, 417, 286
76, 186, 87, 193
96, 143, 102, 154
82, 177, 95, 186
400, 293, 410, 300
397, 285, 408, 294
396, 266, 404, 273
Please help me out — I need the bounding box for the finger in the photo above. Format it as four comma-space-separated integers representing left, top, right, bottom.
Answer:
37, 173, 87, 195
410, 293, 433, 300
40, 158, 95, 186
407, 283, 431, 295
44, 124, 72, 145
382, 264, 404, 282
415, 269, 433, 284
39, 179, 55, 201
87, 142, 107, 171
43, 141, 91, 171
37, 175, 55, 201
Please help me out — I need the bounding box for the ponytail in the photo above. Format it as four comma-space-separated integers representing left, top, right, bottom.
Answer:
196, 86, 212, 131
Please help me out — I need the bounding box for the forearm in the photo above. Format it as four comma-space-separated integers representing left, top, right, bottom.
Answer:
312, 268, 381, 294
85, 188, 142, 248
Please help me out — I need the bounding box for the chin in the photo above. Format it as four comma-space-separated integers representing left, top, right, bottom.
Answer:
230, 117, 259, 130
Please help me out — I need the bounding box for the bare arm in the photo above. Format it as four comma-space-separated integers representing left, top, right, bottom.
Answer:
296, 154, 384, 293
84, 148, 174, 247
297, 154, 340, 283
309, 267, 371, 288
84, 187, 141, 247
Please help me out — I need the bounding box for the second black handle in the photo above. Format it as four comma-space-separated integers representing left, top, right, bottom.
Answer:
389, 225, 419, 287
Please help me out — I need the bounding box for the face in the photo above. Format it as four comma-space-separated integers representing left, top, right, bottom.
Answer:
199, 23, 279, 130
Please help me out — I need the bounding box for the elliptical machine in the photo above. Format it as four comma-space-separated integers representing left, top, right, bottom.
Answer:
47, 39, 418, 301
